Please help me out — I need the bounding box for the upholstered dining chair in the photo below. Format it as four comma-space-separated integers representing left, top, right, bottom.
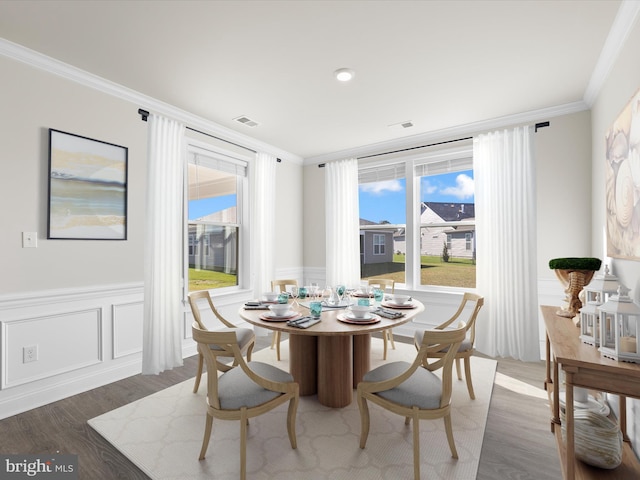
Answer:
357, 324, 467, 480
192, 323, 299, 480
367, 278, 396, 359
270, 279, 298, 361
188, 290, 256, 393
413, 292, 484, 399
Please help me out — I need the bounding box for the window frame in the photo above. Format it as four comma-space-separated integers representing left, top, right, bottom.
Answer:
183, 140, 251, 299
358, 142, 474, 292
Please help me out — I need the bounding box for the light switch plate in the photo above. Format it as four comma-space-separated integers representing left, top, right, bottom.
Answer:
22, 232, 37, 248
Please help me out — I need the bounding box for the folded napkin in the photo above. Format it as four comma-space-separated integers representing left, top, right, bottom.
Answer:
375, 308, 405, 319
287, 316, 321, 328
244, 302, 269, 310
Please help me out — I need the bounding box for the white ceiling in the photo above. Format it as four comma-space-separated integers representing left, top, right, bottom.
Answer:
0, 0, 630, 160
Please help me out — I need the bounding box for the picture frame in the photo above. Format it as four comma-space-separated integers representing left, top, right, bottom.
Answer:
48, 129, 128, 240
605, 87, 640, 261
605, 89, 640, 260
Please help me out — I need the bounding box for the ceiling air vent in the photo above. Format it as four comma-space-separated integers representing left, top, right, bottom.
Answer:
388, 120, 414, 131
233, 115, 259, 127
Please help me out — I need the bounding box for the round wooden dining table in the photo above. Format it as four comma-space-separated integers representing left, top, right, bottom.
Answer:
239, 299, 425, 408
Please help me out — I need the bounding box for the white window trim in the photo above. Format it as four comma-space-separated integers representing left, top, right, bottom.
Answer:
184, 139, 252, 299
358, 143, 473, 291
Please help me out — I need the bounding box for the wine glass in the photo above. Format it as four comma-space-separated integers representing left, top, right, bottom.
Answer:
291, 286, 299, 307
309, 282, 319, 300
336, 284, 346, 305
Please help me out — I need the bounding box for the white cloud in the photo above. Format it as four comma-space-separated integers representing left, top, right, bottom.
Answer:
421, 178, 438, 195
440, 173, 474, 199
359, 179, 403, 195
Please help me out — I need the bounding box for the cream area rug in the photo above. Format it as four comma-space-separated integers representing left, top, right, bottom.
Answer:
88, 339, 496, 479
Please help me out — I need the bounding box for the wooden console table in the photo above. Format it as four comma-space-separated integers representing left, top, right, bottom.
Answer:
541, 305, 640, 479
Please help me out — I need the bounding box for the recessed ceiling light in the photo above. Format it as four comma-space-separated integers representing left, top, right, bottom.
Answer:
334, 68, 355, 82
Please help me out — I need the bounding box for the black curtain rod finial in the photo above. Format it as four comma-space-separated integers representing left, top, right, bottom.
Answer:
138, 108, 149, 122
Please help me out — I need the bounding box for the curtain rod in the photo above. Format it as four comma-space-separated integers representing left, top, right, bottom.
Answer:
318, 121, 550, 167
137, 108, 281, 162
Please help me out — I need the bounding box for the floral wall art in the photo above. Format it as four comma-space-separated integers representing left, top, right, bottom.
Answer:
605, 87, 640, 261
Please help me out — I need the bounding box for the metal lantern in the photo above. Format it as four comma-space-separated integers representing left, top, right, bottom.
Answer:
598, 285, 640, 363
579, 265, 620, 346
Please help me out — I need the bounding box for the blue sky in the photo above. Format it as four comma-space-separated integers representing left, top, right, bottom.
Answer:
359, 170, 475, 224
189, 194, 236, 220
189, 170, 475, 224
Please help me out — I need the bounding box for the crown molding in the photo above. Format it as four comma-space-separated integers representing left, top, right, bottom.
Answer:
583, 0, 640, 106
0, 37, 302, 164
305, 100, 589, 165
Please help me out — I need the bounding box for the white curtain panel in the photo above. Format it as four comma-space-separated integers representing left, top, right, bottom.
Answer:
473, 126, 540, 361
252, 152, 276, 295
325, 158, 361, 287
142, 114, 185, 375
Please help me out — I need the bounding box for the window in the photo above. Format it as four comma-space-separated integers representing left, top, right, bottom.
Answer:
186, 144, 248, 292
358, 163, 406, 283
373, 234, 385, 255
358, 142, 475, 289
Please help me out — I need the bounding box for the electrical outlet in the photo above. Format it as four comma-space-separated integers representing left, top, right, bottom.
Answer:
23, 345, 38, 363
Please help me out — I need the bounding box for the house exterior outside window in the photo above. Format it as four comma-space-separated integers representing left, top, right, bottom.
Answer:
358, 141, 476, 289
186, 143, 248, 292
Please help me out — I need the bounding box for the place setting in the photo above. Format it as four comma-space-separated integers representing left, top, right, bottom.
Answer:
337, 305, 381, 325
243, 291, 281, 310
259, 303, 301, 322
381, 294, 417, 309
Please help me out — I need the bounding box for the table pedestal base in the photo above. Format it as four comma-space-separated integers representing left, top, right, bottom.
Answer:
289, 333, 372, 408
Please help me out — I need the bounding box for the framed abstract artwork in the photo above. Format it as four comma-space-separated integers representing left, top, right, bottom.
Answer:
605, 87, 640, 260
48, 129, 128, 240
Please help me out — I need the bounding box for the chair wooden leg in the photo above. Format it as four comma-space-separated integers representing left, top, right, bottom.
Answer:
455, 358, 462, 380
275, 332, 281, 361
287, 395, 298, 449
240, 408, 248, 480
270, 331, 277, 349
412, 411, 420, 480
198, 412, 213, 460
383, 330, 388, 360
464, 357, 475, 400
193, 353, 204, 393
444, 413, 458, 459
246, 341, 254, 362
357, 393, 370, 448
389, 329, 396, 350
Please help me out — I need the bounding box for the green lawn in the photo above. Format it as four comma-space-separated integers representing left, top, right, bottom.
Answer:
366, 255, 476, 289
189, 268, 237, 291
189, 255, 475, 292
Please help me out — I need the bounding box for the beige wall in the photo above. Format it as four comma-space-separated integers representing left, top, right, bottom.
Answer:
0, 56, 148, 294
302, 163, 326, 268
535, 110, 593, 281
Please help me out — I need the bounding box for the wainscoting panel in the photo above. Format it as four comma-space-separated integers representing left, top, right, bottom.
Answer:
0, 283, 146, 419
2, 307, 103, 389
112, 301, 144, 359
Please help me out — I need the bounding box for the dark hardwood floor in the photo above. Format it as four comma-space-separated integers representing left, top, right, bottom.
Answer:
0, 335, 561, 479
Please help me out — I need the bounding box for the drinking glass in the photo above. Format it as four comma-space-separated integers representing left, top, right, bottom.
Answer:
299, 287, 307, 300
309, 282, 319, 300
336, 284, 346, 304
291, 286, 299, 307
278, 292, 289, 304
373, 288, 384, 306
310, 301, 323, 318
